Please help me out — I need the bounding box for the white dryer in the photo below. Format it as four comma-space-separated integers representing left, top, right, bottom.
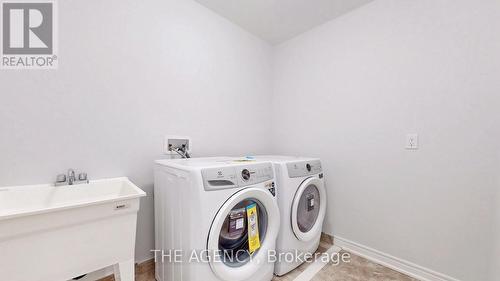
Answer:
154, 157, 280, 281
253, 156, 326, 276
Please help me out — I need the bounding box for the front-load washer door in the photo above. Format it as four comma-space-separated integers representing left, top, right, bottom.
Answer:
291, 177, 326, 241
207, 187, 280, 281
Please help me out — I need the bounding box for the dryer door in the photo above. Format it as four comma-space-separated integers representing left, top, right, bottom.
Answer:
207, 187, 280, 281
291, 177, 326, 241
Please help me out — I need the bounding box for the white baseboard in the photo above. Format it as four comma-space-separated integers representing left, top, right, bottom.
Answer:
333, 236, 461, 281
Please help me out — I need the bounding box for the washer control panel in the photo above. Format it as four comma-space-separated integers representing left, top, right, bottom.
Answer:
241, 169, 251, 181
202, 167, 238, 191
287, 160, 322, 178
202, 162, 274, 191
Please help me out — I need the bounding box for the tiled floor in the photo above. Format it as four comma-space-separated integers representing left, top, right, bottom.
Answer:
98, 235, 418, 281
310, 252, 418, 281
97, 260, 155, 281
271, 235, 418, 281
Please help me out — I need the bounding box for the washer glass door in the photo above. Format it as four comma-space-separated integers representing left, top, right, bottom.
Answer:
207, 187, 280, 281
218, 198, 267, 267
291, 177, 326, 241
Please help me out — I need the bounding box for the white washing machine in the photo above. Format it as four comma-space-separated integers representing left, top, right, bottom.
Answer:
154, 157, 280, 281
252, 156, 326, 276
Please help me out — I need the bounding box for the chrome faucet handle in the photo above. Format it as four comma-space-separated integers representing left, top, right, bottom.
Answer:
56, 174, 67, 183
78, 173, 87, 181
55, 174, 68, 186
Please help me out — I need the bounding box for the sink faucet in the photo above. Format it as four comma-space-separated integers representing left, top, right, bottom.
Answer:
68, 169, 76, 185
55, 169, 89, 186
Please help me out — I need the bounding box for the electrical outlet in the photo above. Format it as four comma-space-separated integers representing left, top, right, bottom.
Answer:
406, 134, 419, 150
164, 136, 191, 155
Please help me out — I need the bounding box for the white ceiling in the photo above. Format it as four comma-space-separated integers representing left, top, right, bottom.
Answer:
194, 0, 374, 44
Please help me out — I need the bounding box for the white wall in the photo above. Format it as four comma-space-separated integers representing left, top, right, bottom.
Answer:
272, 1, 500, 280
0, 0, 273, 262
2, 0, 499, 280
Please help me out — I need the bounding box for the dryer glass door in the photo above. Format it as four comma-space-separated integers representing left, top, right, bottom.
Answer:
207, 187, 280, 281
291, 177, 326, 241
296, 184, 321, 233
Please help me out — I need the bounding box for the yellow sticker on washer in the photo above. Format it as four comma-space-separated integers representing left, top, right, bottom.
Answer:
246, 203, 261, 253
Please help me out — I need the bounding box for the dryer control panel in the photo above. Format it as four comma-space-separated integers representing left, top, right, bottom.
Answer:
202, 163, 274, 191
287, 160, 322, 178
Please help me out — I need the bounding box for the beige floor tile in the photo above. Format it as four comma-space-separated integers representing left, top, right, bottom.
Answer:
96, 235, 418, 281
310, 251, 419, 281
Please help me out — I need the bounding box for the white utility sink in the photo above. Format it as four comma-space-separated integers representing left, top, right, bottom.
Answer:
0, 177, 146, 281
